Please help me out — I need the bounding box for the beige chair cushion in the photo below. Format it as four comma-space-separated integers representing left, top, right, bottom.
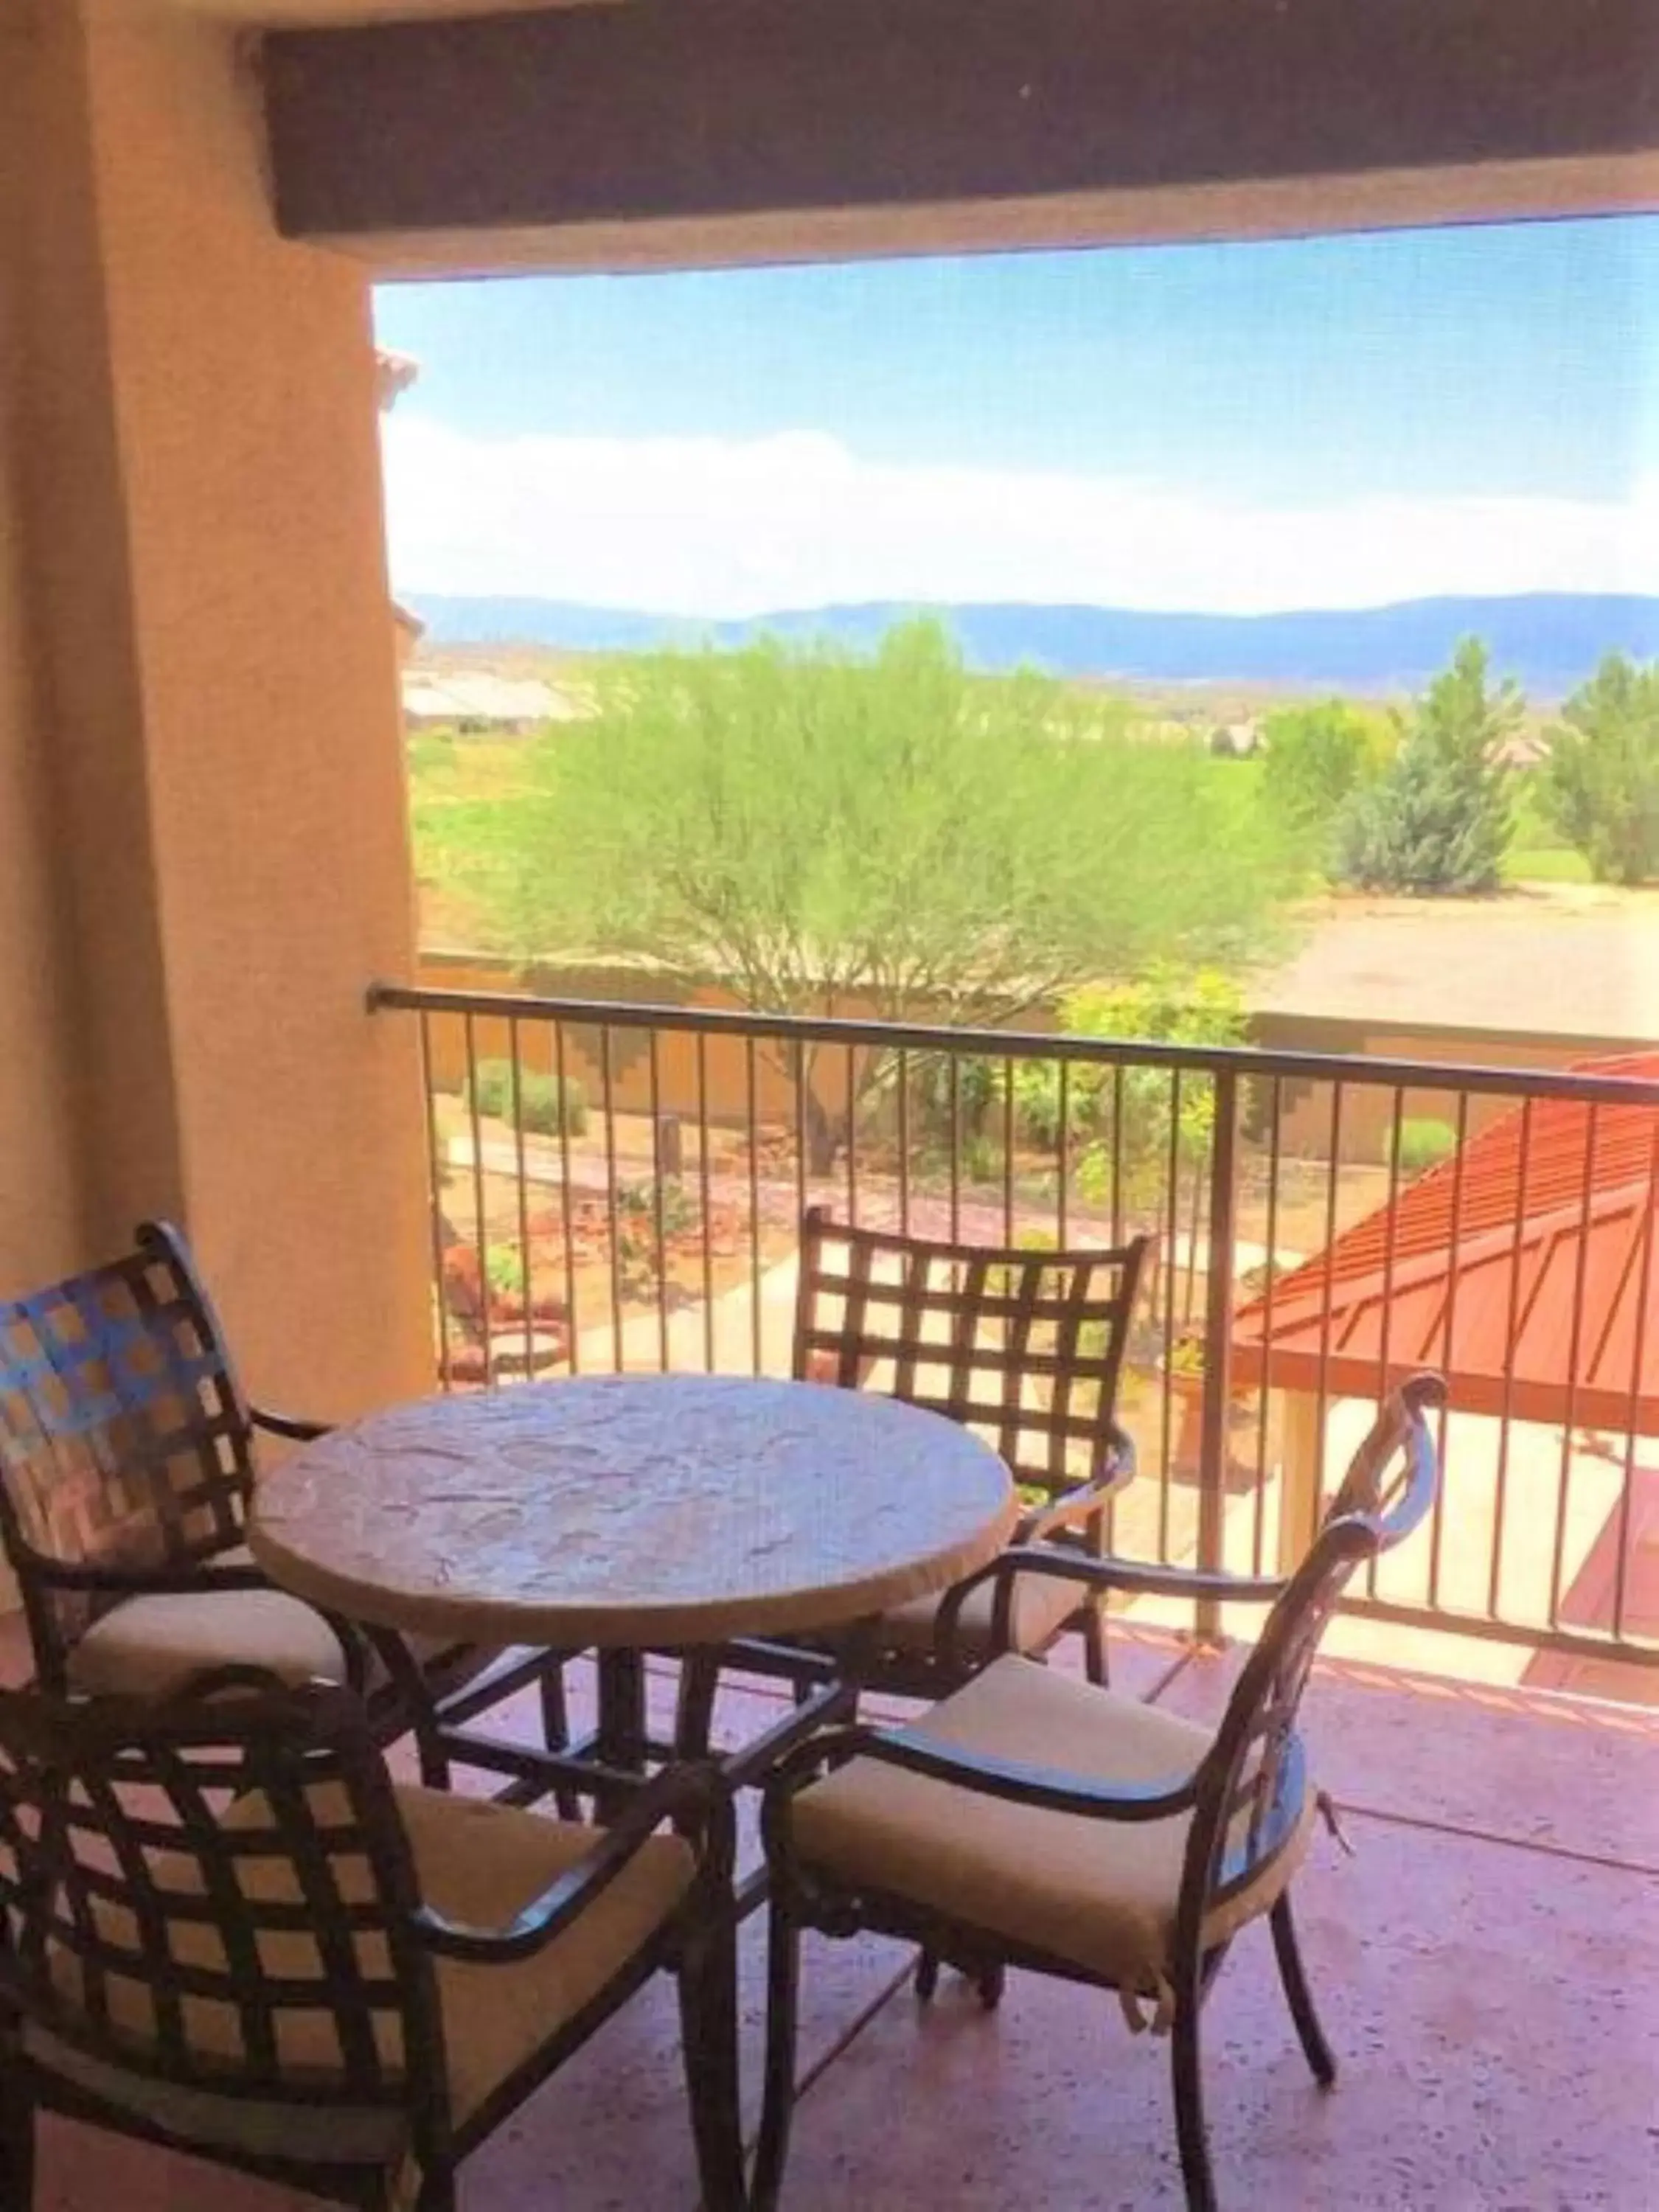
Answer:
877, 1565, 1082, 1663
68, 1585, 349, 1698
66, 1545, 477, 1700
790, 1654, 1315, 2025
32, 1785, 695, 2164
400, 1788, 695, 2126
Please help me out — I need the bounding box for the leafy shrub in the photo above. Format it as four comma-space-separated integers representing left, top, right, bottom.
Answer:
484, 1242, 529, 1302
466, 1058, 587, 1136
1262, 698, 1394, 867
616, 1176, 699, 1239
907, 1052, 999, 1147
1397, 1118, 1458, 1175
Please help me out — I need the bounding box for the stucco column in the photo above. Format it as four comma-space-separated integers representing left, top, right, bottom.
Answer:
2, 0, 431, 1417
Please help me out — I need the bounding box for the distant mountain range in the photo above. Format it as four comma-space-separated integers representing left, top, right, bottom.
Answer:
406, 592, 1659, 698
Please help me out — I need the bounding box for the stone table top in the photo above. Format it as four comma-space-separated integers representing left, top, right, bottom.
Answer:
248, 1374, 1018, 1649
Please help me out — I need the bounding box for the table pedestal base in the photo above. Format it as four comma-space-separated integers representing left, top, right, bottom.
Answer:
428, 1647, 857, 1911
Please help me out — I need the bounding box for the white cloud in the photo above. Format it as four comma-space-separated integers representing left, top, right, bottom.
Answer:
382, 413, 1659, 617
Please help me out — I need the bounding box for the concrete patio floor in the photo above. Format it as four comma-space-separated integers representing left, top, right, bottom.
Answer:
21, 1628, 1659, 2212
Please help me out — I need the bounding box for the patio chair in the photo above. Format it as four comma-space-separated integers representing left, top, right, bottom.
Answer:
754, 1374, 1444, 2212
0, 1679, 742, 2212
706, 1208, 1150, 1721
0, 1220, 569, 1784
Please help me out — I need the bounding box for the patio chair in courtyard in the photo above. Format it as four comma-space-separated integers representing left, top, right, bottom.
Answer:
754, 1374, 1444, 2212
0, 1680, 742, 2212
0, 1221, 570, 1783
705, 1208, 1150, 1725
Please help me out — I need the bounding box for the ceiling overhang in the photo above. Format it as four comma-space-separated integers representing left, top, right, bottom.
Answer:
260, 0, 1659, 276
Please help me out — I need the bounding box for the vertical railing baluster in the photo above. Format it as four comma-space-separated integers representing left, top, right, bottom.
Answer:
696, 1032, 715, 1374
418, 1010, 452, 1393
1549, 1102, 1599, 1627
1194, 1069, 1239, 1632
1366, 1085, 1407, 1598
746, 1037, 762, 1377
948, 1053, 962, 1244
793, 1037, 809, 1232
897, 1048, 911, 1237
601, 1023, 622, 1373
507, 1015, 534, 1380
1157, 1068, 1182, 1565
1251, 1074, 1284, 1578
1110, 1065, 1127, 1245
844, 1043, 859, 1227
649, 1028, 669, 1373
1489, 1097, 1535, 1620
1611, 1111, 1659, 1640
1056, 1060, 1071, 1247
1310, 1082, 1345, 1546
462, 1011, 494, 1388
1427, 1090, 1471, 1609
1001, 1057, 1015, 1243
554, 1020, 579, 1374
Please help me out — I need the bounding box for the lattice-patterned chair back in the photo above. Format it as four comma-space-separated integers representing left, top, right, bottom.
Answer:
1181, 1377, 1442, 1933
0, 1223, 254, 1666
0, 1682, 445, 2171
794, 1207, 1150, 1515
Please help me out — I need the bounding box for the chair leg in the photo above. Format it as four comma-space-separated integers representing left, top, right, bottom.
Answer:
751, 1897, 801, 2212
0, 2068, 35, 2210
539, 1658, 568, 1748
675, 1651, 721, 1761
414, 1712, 451, 1793
680, 1911, 746, 2212
912, 1948, 939, 2001
538, 1659, 584, 1821
1270, 1893, 1337, 2087
1082, 1604, 1110, 1688
1170, 1975, 1217, 2212
975, 1959, 1006, 2011
412, 2171, 457, 2212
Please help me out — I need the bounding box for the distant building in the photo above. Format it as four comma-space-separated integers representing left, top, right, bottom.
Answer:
1209, 719, 1262, 757
400, 670, 590, 733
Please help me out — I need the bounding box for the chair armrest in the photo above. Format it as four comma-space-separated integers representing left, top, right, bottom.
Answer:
777, 1719, 1200, 1824
411, 1761, 731, 1966
941, 1542, 1284, 1627
250, 1405, 330, 1444
21, 1555, 272, 1596
1016, 1424, 1137, 1545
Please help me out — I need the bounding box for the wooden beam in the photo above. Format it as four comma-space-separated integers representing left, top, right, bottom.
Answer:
264, 0, 1659, 260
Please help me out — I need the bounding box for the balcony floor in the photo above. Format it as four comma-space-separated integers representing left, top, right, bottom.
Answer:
21, 1628, 1659, 2212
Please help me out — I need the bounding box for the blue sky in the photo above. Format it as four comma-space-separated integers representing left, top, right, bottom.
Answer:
375, 218, 1659, 616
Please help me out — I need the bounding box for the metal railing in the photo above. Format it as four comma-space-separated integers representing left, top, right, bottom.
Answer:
371, 980, 1659, 1681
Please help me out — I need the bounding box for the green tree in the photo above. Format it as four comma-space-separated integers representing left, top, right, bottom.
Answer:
1011, 966, 1248, 1198
1261, 698, 1394, 870
1543, 652, 1659, 885
1336, 638, 1519, 894
421, 619, 1298, 1166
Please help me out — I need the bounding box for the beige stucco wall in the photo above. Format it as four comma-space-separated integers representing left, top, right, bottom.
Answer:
0, 0, 431, 1417
0, 5, 89, 1288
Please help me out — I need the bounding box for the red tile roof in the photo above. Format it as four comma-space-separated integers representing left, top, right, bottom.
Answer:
1232, 1053, 1659, 1433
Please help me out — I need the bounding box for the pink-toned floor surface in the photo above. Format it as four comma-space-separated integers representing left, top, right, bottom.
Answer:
20, 1628, 1659, 2211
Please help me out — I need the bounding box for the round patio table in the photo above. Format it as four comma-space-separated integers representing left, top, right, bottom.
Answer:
248, 1373, 1017, 1791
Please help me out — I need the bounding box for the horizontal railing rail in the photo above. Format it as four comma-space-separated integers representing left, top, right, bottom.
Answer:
368, 983, 1659, 1107
372, 978, 1659, 1688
